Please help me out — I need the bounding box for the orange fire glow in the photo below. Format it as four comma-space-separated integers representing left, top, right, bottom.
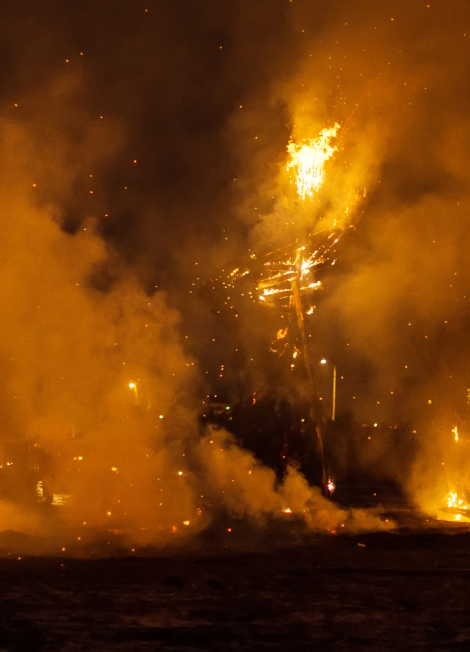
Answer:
276, 328, 288, 339
447, 491, 468, 511
286, 123, 340, 199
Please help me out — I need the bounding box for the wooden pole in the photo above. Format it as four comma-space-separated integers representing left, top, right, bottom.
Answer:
332, 364, 337, 422
291, 248, 327, 492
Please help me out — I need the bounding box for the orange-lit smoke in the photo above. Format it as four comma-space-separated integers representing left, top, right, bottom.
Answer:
0, 115, 392, 555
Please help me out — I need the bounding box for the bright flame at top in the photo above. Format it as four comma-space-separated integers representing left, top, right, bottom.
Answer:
287, 123, 340, 199
452, 426, 458, 442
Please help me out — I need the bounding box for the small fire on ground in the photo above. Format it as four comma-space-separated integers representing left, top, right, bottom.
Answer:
445, 491, 470, 521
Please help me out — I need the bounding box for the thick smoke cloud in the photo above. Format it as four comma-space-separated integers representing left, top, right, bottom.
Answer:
0, 0, 469, 543
212, 0, 470, 510
0, 147, 388, 547
282, 1, 470, 510
0, 74, 388, 552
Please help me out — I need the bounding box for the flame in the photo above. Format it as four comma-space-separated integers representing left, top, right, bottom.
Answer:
276, 328, 288, 340
287, 123, 340, 199
447, 491, 468, 510
438, 427, 469, 521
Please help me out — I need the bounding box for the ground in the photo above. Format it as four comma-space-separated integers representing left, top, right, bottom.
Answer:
0, 486, 470, 651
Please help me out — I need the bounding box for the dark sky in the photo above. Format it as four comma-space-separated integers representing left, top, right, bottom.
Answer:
2, 0, 470, 425
1, 0, 302, 280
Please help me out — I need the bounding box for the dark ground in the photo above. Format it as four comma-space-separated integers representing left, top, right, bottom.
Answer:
1, 485, 470, 651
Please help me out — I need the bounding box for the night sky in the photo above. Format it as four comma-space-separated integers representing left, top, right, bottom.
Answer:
2, 0, 470, 427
